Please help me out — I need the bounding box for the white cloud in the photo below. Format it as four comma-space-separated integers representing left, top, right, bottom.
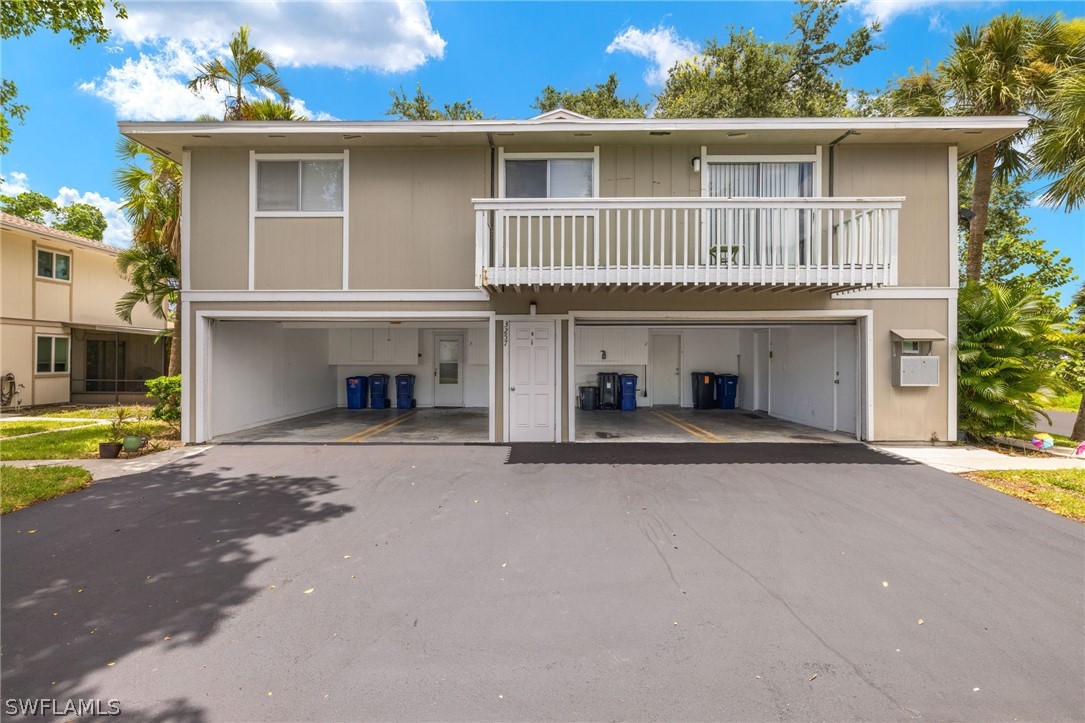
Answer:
106, 0, 445, 72
81, 39, 337, 121
53, 187, 132, 248
289, 98, 339, 122
0, 171, 31, 196
607, 25, 698, 86
850, 0, 956, 28
79, 39, 225, 120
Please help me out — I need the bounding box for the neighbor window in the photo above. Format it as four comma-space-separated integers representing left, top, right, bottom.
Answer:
505, 158, 594, 198
900, 341, 921, 355
37, 249, 71, 281
256, 159, 344, 212
36, 335, 69, 373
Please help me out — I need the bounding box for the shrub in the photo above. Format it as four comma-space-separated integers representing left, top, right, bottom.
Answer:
958, 283, 1073, 441
144, 375, 181, 425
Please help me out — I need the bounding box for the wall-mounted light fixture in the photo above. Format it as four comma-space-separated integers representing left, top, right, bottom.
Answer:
691, 157, 701, 173
529, 302, 538, 316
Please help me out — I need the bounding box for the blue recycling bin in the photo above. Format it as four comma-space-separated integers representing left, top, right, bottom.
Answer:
345, 376, 367, 410
716, 374, 739, 409
368, 374, 390, 409
395, 373, 416, 409
619, 374, 638, 411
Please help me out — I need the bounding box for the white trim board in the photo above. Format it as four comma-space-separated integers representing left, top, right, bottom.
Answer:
182, 289, 490, 302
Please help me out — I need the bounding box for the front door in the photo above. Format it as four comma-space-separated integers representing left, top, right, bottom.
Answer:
650, 334, 681, 405
434, 334, 464, 408
508, 322, 555, 442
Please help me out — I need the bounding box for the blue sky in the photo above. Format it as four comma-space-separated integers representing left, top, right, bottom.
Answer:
2, 0, 1081, 301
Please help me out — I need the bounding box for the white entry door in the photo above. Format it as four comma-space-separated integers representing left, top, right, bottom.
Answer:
834, 325, 857, 435
508, 322, 555, 442
753, 330, 770, 412
650, 334, 681, 405
434, 334, 464, 408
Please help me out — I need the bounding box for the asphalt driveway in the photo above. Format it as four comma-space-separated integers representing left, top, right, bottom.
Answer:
2, 444, 1082, 721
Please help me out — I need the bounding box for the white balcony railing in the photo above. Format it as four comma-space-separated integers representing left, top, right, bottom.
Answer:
474, 197, 902, 289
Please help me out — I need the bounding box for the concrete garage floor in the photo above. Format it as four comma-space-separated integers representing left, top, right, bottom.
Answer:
217, 407, 489, 444
2, 444, 1081, 721
578, 406, 856, 443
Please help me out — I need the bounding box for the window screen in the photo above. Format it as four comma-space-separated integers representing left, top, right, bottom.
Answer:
506, 158, 594, 198
505, 160, 547, 198
257, 161, 300, 211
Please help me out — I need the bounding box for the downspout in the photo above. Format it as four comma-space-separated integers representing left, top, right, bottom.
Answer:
486, 133, 496, 284
827, 129, 856, 197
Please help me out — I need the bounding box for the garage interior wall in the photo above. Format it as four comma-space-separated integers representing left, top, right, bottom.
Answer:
210, 322, 337, 437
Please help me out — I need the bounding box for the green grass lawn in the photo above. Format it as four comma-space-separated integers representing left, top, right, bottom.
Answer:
0, 419, 99, 438
1045, 391, 1082, 414
24, 404, 156, 420
1, 465, 93, 514
964, 469, 1085, 522
0, 418, 175, 461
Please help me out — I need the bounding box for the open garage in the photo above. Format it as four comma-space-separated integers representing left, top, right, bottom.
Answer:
196, 315, 494, 444
568, 314, 866, 444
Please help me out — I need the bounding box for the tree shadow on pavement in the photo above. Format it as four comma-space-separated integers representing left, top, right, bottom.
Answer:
1, 455, 352, 721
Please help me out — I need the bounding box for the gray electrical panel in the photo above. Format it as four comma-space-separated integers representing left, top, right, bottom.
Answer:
893, 355, 940, 386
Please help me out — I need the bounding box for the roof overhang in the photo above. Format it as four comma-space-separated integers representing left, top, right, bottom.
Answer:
0, 216, 120, 256
65, 323, 166, 336
119, 116, 1029, 160
891, 328, 947, 342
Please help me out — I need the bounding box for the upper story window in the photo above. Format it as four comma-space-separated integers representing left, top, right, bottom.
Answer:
36, 335, 69, 374
502, 149, 598, 199
37, 249, 71, 281
255, 157, 344, 214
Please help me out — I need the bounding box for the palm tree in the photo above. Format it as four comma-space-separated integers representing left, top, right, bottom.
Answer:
114, 245, 180, 375
1034, 69, 1085, 211
114, 138, 182, 374
188, 24, 290, 121
957, 282, 1072, 441
238, 97, 308, 121
884, 14, 1069, 282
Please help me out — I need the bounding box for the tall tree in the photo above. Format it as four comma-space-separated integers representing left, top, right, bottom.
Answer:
533, 73, 648, 118
114, 244, 179, 372
957, 174, 1077, 294
1, 190, 57, 224
881, 13, 1078, 281
386, 84, 484, 120
655, 0, 880, 118
114, 138, 182, 373
1, 0, 126, 152
188, 24, 290, 121
53, 202, 107, 240
1032, 40, 1085, 211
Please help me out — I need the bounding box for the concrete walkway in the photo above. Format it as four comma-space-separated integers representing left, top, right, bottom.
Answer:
3, 445, 211, 480
876, 444, 1085, 473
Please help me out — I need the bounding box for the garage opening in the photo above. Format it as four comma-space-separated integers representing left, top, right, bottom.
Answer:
572, 320, 862, 443
205, 319, 492, 444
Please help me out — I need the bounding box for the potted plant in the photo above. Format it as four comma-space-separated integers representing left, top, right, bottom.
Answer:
98, 406, 130, 459
122, 412, 148, 456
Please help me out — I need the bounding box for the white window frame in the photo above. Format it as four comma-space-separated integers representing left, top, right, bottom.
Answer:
35, 334, 70, 374
248, 150, 351, 290
36, 248, 72, 283
251, 152, 347, 217
498, 148, 600, 198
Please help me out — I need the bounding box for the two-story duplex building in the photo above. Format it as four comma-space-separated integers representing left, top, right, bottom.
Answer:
0, 212, 168, 408
120, 112, 1026, 445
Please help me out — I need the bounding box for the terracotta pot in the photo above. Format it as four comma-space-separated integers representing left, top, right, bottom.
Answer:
99, 442, 122, 459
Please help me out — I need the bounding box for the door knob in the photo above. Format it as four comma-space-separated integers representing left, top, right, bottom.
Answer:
511, 387, 516, 391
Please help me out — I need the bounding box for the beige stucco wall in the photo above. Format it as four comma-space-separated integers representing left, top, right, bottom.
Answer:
254, 217, 343, 289
1, 235, 33, 318
834, 145, 951, 287
188, 149, 249, 290
71, 247, 162, 329
349, 147, 487, 290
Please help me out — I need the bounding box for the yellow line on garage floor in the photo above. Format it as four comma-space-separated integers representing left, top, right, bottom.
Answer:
337, 411, 418, 443
651, 411, 728, 443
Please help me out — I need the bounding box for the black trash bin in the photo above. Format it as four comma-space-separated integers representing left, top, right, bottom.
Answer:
691, 372, 716, 409
579, 386, 599, 411
395, 374, 416, 409
368, 374, 390, 409
619, 374, 638, 411
345, 376, 367, 410
716, 374, 738, 409
597, 372, 620, 410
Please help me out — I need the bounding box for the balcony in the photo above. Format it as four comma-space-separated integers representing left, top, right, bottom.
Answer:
474, 197, 902, 290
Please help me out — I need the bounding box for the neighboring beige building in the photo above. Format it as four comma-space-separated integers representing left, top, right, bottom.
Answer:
121, 112, 1026, 444
0, 212, 168, 409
